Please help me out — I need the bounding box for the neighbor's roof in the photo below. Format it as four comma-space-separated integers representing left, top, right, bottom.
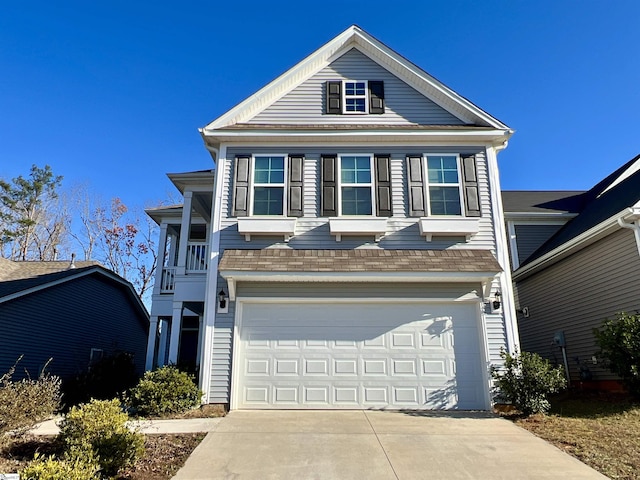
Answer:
519, 154, 640, 268
0, 258, 148, 320
219, 249, 502, 274
502, 191, 586, 214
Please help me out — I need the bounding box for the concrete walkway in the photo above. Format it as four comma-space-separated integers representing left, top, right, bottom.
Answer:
172, 410, 608, 480
29, 416, 222, 435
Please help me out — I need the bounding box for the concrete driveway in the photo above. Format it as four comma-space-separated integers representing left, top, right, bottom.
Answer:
172, 410, 607, 480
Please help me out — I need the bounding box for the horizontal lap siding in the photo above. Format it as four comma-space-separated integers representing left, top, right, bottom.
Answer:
485, 313, 507, 365
517, 229, 640, 382
514, 224, 563, 265
0, 275, 148, 381
249, 48, 465, 126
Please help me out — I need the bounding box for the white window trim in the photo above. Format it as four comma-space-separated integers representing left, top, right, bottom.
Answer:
337, 154, 376, 216
342, 80, 369, 114
249, 154, 288, 216
424, 153, 465, 217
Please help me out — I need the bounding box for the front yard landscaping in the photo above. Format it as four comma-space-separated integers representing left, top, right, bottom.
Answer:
514, 394, 640, 480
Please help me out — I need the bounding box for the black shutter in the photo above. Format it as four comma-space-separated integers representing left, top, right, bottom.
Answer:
321, 155, 337, 216
232, 155, 251, 217
369, 81, 385, 114
288, 155, 304, 217
407, 155, 426, 217
461, 154, 481, 217
375, 155, 392, 217
326, 81, 342, 114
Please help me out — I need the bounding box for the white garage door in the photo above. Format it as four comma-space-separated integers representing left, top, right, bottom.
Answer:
233, 301, 487, 410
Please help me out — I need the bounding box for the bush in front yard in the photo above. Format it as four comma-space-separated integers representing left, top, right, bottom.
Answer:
127, 365, 201, 417
0, 356, 61, 439
594, 312, 640, 397
21, 450, 99, 480
59, 399, 144, 477
491, 349, 567, 415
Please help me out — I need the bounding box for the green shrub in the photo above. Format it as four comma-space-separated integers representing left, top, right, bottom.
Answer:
21, 451, 99, 480
0, 357, 61, 438
127, 366, 201, 417
491, 350, 566, 415
594, 312, 640, 397
63, 352, 140, 408
59, 399, 144, 477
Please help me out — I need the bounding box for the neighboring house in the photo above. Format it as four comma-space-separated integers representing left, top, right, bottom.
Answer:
0, 257, 149, 380
505, 154, 640, 389
145, 25, 519, 410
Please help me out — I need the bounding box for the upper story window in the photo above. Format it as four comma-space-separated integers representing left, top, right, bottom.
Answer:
340, 155, 373, 215
343, 81, 368, 114
232, 154, 304, 218
407, 153, 481, 218
252, 155, 286, 215
426, 155, 462, 215
325, 81, 385, 115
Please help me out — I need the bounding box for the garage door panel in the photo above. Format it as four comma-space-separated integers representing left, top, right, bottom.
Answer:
236, 302, 486, 410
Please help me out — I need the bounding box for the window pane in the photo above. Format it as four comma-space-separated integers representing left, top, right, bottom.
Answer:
427, 156, 459, 185
345, 98, 366, 112
429, 186, 461, 215
254, 156, 285, 184
342, 187, 372, 215
341, 156, 371, 184
253, 187, 283, 215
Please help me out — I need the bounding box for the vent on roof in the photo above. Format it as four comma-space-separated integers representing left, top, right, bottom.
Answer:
69, 253, 76, 269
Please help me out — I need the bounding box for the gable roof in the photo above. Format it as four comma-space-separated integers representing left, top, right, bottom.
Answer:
515, 154, 640, 274
201, 25, 511, 132
0, 259, 148, 322
502, 191, 586, 215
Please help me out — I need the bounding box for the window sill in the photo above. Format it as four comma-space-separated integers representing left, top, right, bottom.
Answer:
329, 217, 387, 242
418, 218, 479, 242
237, 217, 297, 242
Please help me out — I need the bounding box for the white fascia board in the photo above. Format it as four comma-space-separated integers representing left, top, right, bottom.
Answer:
503, 212, 577, 221
202, 129, 511, 146
219, 270, 498, 301
513, 211, 626, 281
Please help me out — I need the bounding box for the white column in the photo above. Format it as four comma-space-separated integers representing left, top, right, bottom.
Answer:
196, 316, 204, 367
176, 191, 193, 275
157, 318, 169, 366
167, 303, 183, 364
152, 223, 169, 295
145, 316, 159, 371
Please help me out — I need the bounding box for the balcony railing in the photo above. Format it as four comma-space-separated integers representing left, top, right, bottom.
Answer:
160, 267, 176, 292
186, 242, 208, 272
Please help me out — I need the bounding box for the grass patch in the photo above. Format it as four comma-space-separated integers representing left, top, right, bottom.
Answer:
513, 394, 640, 480
0, 433, 204, 479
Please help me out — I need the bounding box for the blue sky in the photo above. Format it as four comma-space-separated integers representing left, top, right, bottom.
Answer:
1, 1, 639, 209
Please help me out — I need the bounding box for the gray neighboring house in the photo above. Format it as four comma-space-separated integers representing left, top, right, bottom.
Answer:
504, 153, 640, 389
0, 257, 149, 380
146, 25, 520, 411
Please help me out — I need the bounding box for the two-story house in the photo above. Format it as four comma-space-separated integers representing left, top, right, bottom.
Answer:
145, 25, 519, 410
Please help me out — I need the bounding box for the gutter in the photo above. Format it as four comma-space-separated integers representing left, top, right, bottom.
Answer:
617, 207, 640, 256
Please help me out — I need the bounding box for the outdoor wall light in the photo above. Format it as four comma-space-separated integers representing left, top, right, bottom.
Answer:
217, 289, 228, 313
492, 291, 502, 310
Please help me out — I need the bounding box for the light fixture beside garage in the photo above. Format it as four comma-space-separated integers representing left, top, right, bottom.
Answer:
492, 291, 502, 311
218, 289, 229, 313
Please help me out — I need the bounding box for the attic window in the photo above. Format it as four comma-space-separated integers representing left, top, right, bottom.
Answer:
344, 81, 367, 113
325, 81, 385, 115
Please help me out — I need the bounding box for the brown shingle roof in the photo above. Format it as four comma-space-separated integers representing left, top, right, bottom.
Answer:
219, 249, 502, 273
0, 258, 101, 282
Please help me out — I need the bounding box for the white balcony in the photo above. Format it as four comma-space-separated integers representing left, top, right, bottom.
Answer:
160, 267, 176, 292
186, 242, 208, 272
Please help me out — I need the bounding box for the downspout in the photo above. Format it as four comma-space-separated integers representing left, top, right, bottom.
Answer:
199, 141, 223, 403
617, 207, 640, 256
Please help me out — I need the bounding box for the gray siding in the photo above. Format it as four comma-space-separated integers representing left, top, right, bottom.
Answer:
517, 228, 640, 382
514, 224, 563, 265
0, 275, 148, 381
250, 48, 466, 126
221, 146, 496, 251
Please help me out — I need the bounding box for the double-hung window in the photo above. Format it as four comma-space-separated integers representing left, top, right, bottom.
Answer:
343, 81, 368, 114
252, 155, 286, 215
339, 155, 374, 215
425, 155, 463, 216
